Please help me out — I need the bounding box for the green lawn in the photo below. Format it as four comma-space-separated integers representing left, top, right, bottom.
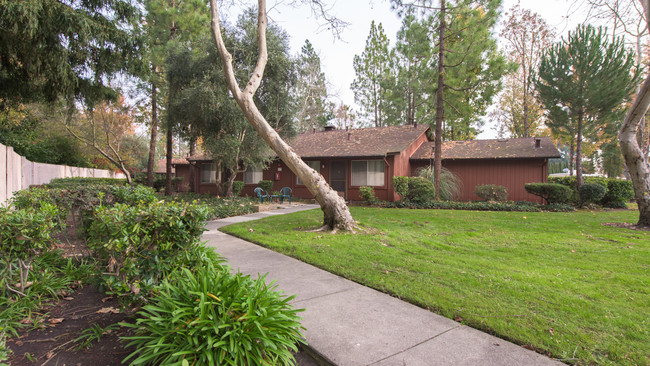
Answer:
221, 207, 650, 365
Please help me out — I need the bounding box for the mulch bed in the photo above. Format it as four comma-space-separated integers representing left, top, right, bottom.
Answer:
6, 286, 136, 366
5, 216, 318, 366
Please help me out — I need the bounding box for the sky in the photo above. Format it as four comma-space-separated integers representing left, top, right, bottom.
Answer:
223, 0, 587, 138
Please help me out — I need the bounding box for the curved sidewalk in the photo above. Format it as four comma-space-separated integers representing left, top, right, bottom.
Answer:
203, 204, 563, 366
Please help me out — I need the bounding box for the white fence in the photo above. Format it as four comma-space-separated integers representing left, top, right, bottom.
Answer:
1, 143, 125, 205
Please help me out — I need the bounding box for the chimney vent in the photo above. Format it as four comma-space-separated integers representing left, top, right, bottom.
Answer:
534, 137, 541, 148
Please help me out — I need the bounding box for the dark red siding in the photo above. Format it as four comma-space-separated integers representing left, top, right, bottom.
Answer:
410, 158, 548, 203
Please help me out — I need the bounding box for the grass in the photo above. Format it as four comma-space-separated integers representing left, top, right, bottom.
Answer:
221, 207, 650, 365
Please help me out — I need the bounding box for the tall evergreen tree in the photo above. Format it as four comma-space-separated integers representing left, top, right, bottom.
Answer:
295, 40, 331, 132
0, 0, 142, 107
536, 25, 639, 189
351, 21, 395, 127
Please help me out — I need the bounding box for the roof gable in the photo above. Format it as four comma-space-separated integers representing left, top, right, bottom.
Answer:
411, 137, 561, 160
289, 124, 430, 158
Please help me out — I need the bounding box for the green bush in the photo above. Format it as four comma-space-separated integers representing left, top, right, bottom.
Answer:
474, 185, 508, 202
406, 177, 436, 203
524, 183, 573, 204
417, 166, 462, 201
258, 180, 274, 192
86, 200, 215, 302
579, 183, 606, 204
110, 185, 158, 205
46, 177, 128, 188
232, 181, 245, 196
392, 176, 409, 201
603, 179, 634, 205
121, 264, 305, 366
0, 204, 60, 292
380, 200, 574, 212
164, 194, 257, 219
359, 186, 378, 204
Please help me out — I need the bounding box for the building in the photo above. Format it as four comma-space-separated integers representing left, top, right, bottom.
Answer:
179, 125, 560, 202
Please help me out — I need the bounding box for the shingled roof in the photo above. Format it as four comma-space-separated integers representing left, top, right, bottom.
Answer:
411, 137, 561, 160
289, 124, 430, 158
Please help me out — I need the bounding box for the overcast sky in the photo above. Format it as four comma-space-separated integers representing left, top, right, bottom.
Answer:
223, 0, 588, 138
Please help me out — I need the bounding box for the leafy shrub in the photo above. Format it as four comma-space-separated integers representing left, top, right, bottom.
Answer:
525, 183, 573, 204
392, 176, 409, 201
380, 200, 574, 212
0, 204, 60, 292
474, 185, 508, 202
163, 193, 257, 219
46, 177, 128, 188
86, 200, 214, 302
359, 186, 378, 204
579, 183, 606, 204
406, 177, 436, 203
417, 166, 462, 200
602, 179, 634, 205
603, 200, 628, 209
110, 185, 158, 204
258, 179, 274, 192
122, 264, 305, 366
232, 181, 245, 196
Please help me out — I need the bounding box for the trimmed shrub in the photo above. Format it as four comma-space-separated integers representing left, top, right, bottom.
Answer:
406, 177, 436, 203
380, 200, 574, 212
524, 183, 573, 204
579, 183, 606, 204
232, 181, 245, 196
474, 185, 508, 202
392, 176, 409, 201
46, 177, 128, 188
359, 186, 378, 204
258, 179, 274, 192
86, 200, 215, 302
121, 263, 305, 366
603, 179, 634, 205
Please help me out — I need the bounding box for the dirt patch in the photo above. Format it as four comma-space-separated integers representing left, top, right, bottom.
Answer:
6, 286, 136, 365
601, 222, 650, 231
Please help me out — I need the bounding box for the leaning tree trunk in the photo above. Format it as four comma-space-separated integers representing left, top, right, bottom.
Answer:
619, 72, 650, 227
209, 0, 356, 231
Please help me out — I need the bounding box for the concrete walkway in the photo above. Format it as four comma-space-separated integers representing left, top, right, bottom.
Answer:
203, 204, 563, 366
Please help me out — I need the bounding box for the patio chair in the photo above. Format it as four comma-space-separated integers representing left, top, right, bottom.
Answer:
254, 187, 269, 203
279, 187, 292, 204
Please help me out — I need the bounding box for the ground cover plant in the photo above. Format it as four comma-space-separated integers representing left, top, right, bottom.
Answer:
222, 207, 650, 365
163, 193, 257, 219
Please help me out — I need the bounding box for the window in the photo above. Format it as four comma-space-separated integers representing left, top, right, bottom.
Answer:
244, 166, 263, 184
297, 161, 320, 185
201, 163, 217, 183
351, 160, 385, 186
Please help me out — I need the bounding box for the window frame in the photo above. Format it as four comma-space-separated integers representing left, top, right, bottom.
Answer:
351, 160, 385, 187
244, 166, 263, 185
201, 163, 217, 184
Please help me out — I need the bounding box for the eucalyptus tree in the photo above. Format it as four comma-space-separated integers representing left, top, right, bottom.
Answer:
536, 25, 640, 190
209, 0, 356, 231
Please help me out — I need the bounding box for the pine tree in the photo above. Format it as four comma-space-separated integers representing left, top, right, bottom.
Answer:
536, 25, 640, 190
295, 40, 331, 132
351, 21, 395, 127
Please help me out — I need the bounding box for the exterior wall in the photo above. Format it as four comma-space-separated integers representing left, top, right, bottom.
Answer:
390, 131, 429, 201
236, 157, 396, 202
410, 158, 548, 203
